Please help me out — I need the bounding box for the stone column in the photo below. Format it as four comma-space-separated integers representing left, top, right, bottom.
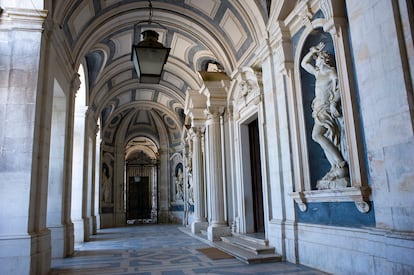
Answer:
81, 110, 92, 242
93, 124, 101, 234
0, 5, 50, 275
206, 107, 231, 241
113, 149, 126, 226
196, 73, 231, 241
182, 138, 189, 226
71, 105, 87, 242
190, 127, 208, 233
158, 148, 170, 222
151, 164, 158, 223
64, 74, 81, 257
85, 118, 98, 236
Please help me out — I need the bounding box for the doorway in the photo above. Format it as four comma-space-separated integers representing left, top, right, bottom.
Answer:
248, 119, 264, 233
127, 176, 151, 220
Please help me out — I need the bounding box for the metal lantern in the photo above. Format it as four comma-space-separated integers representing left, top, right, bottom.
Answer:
131, 30, 170, 84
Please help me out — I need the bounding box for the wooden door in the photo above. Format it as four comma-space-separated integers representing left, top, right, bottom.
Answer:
127, 176, 151, 220
249, 119, 264, 233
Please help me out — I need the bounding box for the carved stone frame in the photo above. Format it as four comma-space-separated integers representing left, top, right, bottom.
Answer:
229, 67, 271, 234
288, 1, 371, 213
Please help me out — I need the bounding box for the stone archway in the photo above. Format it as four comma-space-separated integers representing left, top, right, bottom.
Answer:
125, 137, 159, 224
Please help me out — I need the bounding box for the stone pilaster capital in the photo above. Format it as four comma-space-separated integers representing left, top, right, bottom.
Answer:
206, 106, 225, 120
189, 127, 205, 139
200, 74, 230, 106
274, 42, 294, 74
188, 108, 207, 123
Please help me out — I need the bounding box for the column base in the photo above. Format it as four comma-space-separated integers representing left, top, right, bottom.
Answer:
30, 229, 51, 275
72, 219, 84, 243
91, 215, 97, 235
49, 225, 65, 258
207, 224, 231, 241
83, 217, 91, 242
65, 221, 74, 256
0, 229, 51, 275
191, 221, 208, 234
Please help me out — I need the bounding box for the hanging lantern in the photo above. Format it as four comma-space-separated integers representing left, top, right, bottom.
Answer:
131, 30, 170, 84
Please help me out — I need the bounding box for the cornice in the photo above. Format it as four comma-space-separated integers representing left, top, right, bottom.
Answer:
0, 7, 47, 31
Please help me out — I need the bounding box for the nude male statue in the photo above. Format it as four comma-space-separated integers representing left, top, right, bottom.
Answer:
301, 42, 348, 187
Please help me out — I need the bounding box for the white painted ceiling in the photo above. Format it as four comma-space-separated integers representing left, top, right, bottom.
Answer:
51, 0, 269, 151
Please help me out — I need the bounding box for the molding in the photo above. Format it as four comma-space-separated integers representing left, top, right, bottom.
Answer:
199, 71, 230, 82
289, 186, 371, 213
0, 7, 47, 31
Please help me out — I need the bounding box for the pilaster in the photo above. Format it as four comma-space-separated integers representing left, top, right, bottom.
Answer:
0, 5, 51, 275
200, 74, 232, 241
185, 89, 209, 233
65, 75, 81, 257
190, 127, 208, 233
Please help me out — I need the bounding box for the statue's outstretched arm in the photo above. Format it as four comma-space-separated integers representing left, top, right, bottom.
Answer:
301, 42, 325, 75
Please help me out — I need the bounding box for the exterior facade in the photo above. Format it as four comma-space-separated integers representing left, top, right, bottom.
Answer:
0, 0, 413, 274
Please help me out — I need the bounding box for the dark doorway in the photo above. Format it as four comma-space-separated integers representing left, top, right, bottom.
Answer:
248, 119, 264, 233
127, 176, 151, 220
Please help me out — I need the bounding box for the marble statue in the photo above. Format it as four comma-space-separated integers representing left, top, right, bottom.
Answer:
187, 177, 194, 205
239, 67, 259, 98
175, 167, 184, 201
102, 166, 112, 203
301, 42, 349, 189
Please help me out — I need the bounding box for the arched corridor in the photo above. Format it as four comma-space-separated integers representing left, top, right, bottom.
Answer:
1, 1, 414, 274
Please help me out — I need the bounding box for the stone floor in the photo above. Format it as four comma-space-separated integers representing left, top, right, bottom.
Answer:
51, 224, 329, 275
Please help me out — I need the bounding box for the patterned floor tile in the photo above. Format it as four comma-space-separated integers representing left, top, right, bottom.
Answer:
51, 224, 328, 275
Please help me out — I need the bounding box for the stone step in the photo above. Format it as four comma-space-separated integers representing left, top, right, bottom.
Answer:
177, 226, 282, 264
221, 236, 275, 255
232, 232, 269, 246
214, 240, 282, 264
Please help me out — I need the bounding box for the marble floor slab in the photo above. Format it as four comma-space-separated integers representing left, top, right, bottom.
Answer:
51, 224, 329, 275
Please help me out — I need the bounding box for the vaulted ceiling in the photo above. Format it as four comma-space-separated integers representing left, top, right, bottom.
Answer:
49, 0, 269, 153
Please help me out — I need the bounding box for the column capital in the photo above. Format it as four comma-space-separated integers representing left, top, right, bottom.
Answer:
199, 73, 230, 108
189, 126, 205, 138
206, 106, 225, 120
188, 109, 207, 129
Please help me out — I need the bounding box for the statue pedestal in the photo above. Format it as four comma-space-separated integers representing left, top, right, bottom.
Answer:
191, 221, 208, 234
207, 225, 231, 241
317, 177, 349, 190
